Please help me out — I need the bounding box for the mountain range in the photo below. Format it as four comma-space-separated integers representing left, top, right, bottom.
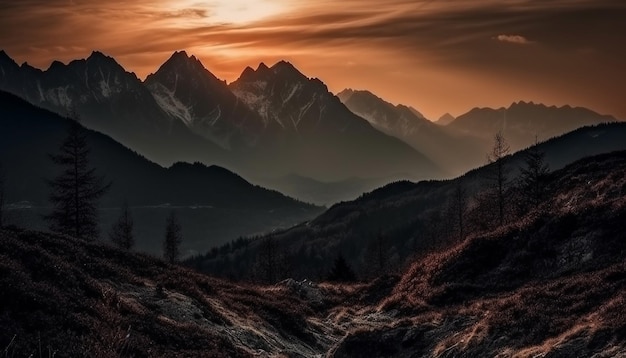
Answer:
0, 90, 322, 255
0, 50, 443, 195
2, 49, 621, 205
339, 88, 620, 176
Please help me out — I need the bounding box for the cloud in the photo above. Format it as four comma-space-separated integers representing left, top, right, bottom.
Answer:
495, 34, 532, 44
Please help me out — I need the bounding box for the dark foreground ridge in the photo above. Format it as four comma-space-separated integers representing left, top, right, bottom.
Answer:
2, 150, 626, 357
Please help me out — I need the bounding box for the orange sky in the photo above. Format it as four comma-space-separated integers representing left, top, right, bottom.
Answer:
1, 0, 625, 120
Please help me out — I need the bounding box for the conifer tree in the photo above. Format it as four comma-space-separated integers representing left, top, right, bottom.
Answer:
327, 253, 356, 282
46, 121, 110, 239
109, 201, 134, 250
163, 211, 183, 264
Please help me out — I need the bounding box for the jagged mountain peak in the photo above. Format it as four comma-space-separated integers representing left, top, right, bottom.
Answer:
269, 60, 307, 79
47, 60, 66, 71
157, 50, 207, 74
87, 50, 110, 60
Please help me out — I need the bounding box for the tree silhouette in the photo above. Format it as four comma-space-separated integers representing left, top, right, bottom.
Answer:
364, 232, 389, 278
0, 162, 5, 228
327, 253, 356, 282
518, 140, 550, 210
258, 236, 278, 284
486, 131, 511, 227
450, 181, 467, 241
163, 211, 183, 264
109, 201, 134, 250
45, 121, 110, 239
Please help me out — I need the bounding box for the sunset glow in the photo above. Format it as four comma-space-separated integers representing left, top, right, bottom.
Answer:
1, 0, 625, 120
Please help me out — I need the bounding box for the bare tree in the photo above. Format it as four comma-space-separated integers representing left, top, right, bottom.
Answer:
163, 211, 183, 264
486, 131, 511, 227
45, 120, 110, 239
109, 201, 134, 250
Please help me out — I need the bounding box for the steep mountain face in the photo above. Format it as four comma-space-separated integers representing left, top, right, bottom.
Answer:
337, 88, 484, 176
0, 50, 229, 167
144, 51, 264, 150
449, 101, 618, 150
194, 122, 626, 280
0, 90, 322, 254
229, 62, 443, 181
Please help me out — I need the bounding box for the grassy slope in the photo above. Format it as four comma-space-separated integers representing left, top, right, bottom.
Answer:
330, 151, 626, 357
0, 229, 333, 357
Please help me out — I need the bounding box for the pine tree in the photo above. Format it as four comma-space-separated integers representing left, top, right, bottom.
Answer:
327, 253, 356, 282
486, 131, 511, 227
519, 140, 550, 210
109, 201, 134, 250
46, 121, 110, 239
163, 211, 183, 264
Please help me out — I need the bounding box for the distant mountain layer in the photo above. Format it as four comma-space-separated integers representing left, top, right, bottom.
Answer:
448, 101, 618, 149
0, 50, 443, 190
338, 89, 620, 175
0, 90, 322, 254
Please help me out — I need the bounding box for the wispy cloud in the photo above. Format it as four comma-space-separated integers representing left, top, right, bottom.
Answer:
494, 34, 532, 45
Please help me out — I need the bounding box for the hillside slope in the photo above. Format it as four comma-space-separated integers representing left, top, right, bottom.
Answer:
0, 228, 339, 357
331, 150, 626, 357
